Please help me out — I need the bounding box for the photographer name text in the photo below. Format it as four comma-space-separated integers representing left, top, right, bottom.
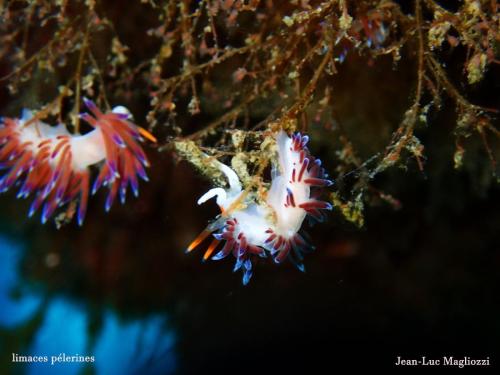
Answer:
395, 356, 490, 368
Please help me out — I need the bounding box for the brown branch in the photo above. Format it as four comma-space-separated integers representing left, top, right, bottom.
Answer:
73, 23, 91, 134
0, 16, 82, 83
427, 54, 498, 113
414, 0, 425, 108
285, 47, 333, 120
88, 50, 110, 111
183, 92, 257, 142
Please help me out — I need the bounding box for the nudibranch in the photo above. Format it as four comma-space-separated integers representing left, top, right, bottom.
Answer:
0, 98, 156, 225
187, 130, 333, 285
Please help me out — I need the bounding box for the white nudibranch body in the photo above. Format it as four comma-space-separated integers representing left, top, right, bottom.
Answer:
187, 131, 333, 285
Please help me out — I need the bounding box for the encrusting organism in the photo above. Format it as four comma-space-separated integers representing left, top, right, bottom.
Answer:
0, 98, 156, 225
187, 130, 333, 285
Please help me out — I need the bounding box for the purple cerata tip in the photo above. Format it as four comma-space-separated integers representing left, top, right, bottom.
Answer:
115, 113, 130, 120
77, 205, 86, 226
41, 204, 51, 224
112, 134, 126, 147
131, 179, 139, 197
83, 97, 97, 112
105, 195, 113, 213
233, 258, 243, 272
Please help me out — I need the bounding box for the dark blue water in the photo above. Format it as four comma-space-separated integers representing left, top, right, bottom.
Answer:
0, 234, 177, 375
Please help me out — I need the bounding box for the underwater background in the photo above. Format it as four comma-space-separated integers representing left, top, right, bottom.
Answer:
1, 124, 499, 374
1, 0, 499, 373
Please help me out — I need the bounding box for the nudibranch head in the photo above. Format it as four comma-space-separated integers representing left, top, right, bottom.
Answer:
187, 130, 333, 285
0, 99, 156, 225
